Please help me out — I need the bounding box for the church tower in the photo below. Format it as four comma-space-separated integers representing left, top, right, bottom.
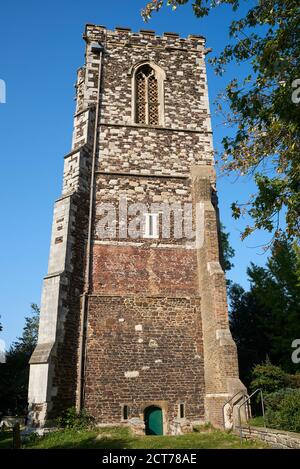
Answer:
28, 25, 245, 433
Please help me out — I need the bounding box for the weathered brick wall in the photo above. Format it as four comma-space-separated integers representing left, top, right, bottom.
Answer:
84, 296, 204, 427
92, 244, 197, 296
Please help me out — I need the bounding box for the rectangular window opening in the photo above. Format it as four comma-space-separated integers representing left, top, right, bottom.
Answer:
179, 403, 185, 419
144, 213, 159, 239
123, 405, 129, 421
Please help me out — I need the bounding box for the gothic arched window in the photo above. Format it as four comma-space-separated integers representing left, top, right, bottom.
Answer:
133, 63, 165, 126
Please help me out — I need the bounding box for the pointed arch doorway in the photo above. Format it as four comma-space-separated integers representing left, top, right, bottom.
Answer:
144, 406, 163, 435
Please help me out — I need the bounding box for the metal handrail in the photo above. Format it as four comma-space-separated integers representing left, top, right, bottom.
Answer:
237, 388, 266, 441
222, 390, 249, 430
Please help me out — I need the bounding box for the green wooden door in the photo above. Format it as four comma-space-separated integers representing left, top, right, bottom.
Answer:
145, 406, 163, 435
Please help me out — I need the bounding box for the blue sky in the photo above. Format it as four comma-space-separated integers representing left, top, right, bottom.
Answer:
0, 0, 270, 348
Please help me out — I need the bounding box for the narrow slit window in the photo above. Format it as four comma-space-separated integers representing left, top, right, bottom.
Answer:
179, 403, 185, 419
144, 213, 159, 239
123, 405, 129, 420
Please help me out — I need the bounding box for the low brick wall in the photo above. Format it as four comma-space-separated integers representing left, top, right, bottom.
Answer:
238, 425, 300, 449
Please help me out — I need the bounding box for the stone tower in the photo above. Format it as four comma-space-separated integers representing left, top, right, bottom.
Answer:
28, 24, 245, 432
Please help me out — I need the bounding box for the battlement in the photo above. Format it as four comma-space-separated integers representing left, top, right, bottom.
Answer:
83, 24, 206, 48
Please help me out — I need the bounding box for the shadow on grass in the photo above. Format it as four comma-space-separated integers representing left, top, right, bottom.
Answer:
24, 429, 136, 450
0, 432, 13, 449
33, 438, 132, 450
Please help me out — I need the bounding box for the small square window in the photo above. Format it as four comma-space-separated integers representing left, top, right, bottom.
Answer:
144, 213, 159, 239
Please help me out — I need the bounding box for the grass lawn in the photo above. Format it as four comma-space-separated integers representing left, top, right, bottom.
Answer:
1, 426, 268, 449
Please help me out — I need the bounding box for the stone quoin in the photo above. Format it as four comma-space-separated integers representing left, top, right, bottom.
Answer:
28, 24, 246, 433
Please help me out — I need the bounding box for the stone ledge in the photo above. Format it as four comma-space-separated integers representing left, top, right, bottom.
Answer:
64, 143, 90, 160
99, 121, 211, 134
95, 170, 189, 180
29, 342, 54, 364
87, 293, 201, 300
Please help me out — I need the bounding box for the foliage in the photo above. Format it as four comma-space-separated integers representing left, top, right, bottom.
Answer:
142, 0, 240, 20
248, 415, 265, 428
264, 387, 294, 410
142, 0, 300, 243
21, 430, 41, 446
264, 389, 300, 432
56, 407, 95, 430
12, 303, 39, 355
288, 372, 300, 389
230, 238, 300, 385
229, 283, 269, 385
250, 362, 289, 395
220, 223, 235, 273
0, 304, 39, 415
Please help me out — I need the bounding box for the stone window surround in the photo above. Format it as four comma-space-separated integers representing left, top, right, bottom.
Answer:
178, 402, 185, 419
130, 60, 166, 126
121, 404, 130, 421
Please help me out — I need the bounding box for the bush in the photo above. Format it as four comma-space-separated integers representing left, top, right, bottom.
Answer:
250, 362, 289, 395
56, 407, 95, 430
287, 372, 300, 389
264, 388, 294, 412
265, 389, 300, 433
22, 431, 41, 446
